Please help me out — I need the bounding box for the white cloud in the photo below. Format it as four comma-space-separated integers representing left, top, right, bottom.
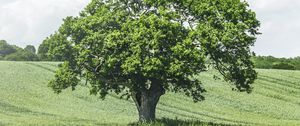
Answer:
0, 0, 89, 48
247, 0, 300, 57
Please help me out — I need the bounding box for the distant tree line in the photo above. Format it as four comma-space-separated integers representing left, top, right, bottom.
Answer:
0, 40, 38, 61
0, 33, 73, 62
252, 56, 300, 70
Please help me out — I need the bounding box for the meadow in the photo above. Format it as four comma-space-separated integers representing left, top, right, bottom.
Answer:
0, 61, 299, 126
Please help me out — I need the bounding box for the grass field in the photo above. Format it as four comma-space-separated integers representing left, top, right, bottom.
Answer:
0, 61, 300, 126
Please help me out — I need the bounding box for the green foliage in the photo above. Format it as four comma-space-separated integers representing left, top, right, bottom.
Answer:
48, 62, 79, 93
0, 40, 39, 61
252, 56, 274, 69
272, 62, 295, 70
49, 0, 259, 102
291, 57, 300, 70
38, 33, 75, 61
37, 41, 49, 61
4, 49, 39, 61
47, 0, 259, 121
24, 45, 36, 54
252, 56, 300, 70
1, 62, 300, 125
0, 40, 16, 56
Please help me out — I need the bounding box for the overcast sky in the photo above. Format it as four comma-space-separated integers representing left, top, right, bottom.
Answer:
0, 0, 299, 58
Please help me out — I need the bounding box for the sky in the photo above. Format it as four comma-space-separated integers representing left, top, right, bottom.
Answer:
0, 0, 299, 58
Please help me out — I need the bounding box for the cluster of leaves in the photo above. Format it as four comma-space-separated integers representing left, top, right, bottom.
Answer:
0, 40, 38, 61
252, 56, 300, 70
38, 33, 75, 61
49, 0, 260, 101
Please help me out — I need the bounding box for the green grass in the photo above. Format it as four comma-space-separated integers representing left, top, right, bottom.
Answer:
0, 61, 300, 126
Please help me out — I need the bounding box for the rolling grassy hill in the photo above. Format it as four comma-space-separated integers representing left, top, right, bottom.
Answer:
0, 61, 300, 126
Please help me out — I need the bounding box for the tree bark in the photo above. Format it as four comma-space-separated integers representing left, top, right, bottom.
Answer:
131, 80, 165, 122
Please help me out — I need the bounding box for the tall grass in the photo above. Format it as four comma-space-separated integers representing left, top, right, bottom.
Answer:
0, 61, 299, 126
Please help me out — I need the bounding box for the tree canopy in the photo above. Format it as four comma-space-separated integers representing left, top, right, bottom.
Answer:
24, 45, 36, 54
0, 40, 16, 56
38, 33, 74, 61
48, 0, 260, 122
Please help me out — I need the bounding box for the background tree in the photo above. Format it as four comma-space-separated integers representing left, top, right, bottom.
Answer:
290, 57, 300, 70
0, 40, 39, 61
0, 40, 16, 56
252, 56, 276, 69
38, 33, 74, 61
24, 45, 36, 54
48, 0, 260, 122
4, 49, 39, 61
252, 56, 300, 70
37, 39, 50, 61
272, 62, 296, 70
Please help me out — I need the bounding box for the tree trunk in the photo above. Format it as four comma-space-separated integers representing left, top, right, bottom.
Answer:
131, 80, 165, 122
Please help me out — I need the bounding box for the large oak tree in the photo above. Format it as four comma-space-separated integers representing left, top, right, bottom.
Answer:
49, 0, 260, 122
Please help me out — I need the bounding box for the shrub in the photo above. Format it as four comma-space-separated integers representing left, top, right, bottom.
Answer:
4, 50, 39, 61
272, 62, 296, 70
